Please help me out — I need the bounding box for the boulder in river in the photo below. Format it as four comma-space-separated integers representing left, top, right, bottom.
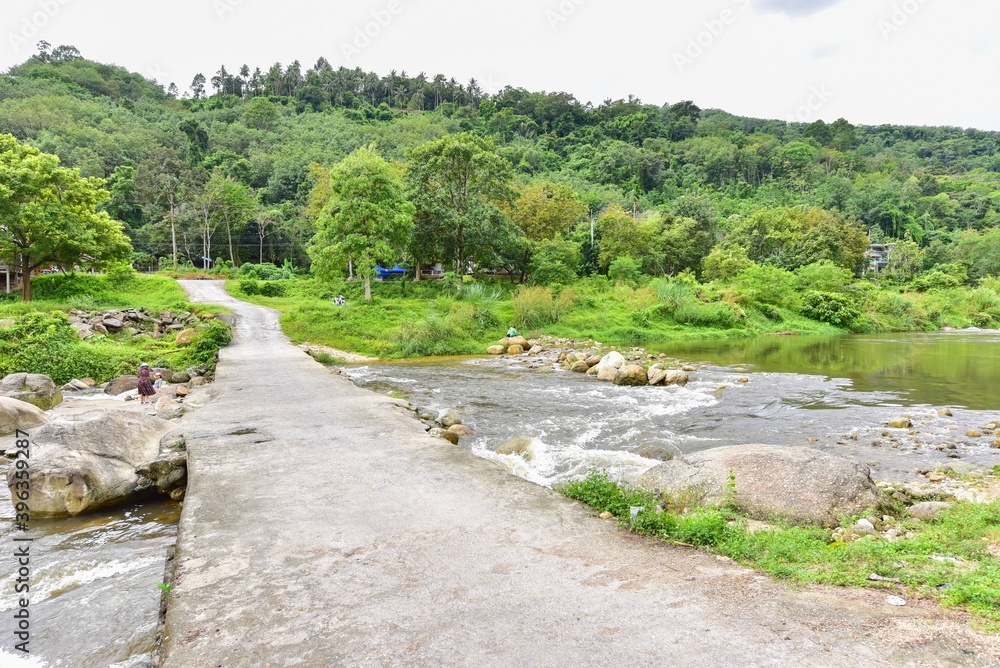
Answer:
437, 408, 464, 428
887, 417, 912, 429
635, 444, 890, 527
508, 345, 524, 355
596, 352, 626, 382
6, 408, 177, 517
664, 371, 689, 387
429, 427, 459, 445
648, 368, 668, 386
487, 345, 506, 356
0, 373, 62, 410
507, 336, 529, 350
0, 397, 48, 436
614, 364, 648, 387
105, 375, 140, 396
570, 360, 590, 373
497, 436, 536, 461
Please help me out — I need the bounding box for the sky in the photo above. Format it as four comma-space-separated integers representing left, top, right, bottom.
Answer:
3, 0, 999, 130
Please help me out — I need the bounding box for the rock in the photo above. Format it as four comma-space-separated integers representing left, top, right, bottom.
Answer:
614, 364, 648, 387
0, 373, 62, 410
887, 417, 912, 429
966, 430, 982, 438
61, 379, 91, 392
939, 409, 953, 417
176, 329, 197, 346
738, 377, 750, 384
0, 397, 48, 436
682, 365, 696, 372
854, 518, 876, 534
497, 437, 535, 460
448, 424, 475, 437
429, 427, 459, 445
599, 511, 614, 520
158, 403, 188, 420
664, 371, 689, 387
155, 396, 174, 412
105, 375, 140, 396
570, 360, 590, 373
6, 409, 176, 517
507, 345, 524, 355
487, 346, 506, 356
528, 345, 543, 355
638, 444, 675, 461
507, 336, 529, 349
585, 366, 599, 376
93, 323, 108, 335
648, 368, 668, 386
596, 352, 626, 382
187, 376, 207, 388
72, 322, 94, 339
908, 501, 951, 521
585, 356, 602, 368
175, 386, 190, 397
79, 378, 96, 388
170, 371, 191, 384
437, 408, 463, 428
102, 317, 124, 330
635, 444, 890, 528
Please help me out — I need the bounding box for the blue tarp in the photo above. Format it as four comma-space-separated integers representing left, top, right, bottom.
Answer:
375, 265, 407, 279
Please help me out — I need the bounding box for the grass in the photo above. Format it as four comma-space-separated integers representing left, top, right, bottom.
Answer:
0, 273, 232, 383
561, 471, 1000, 629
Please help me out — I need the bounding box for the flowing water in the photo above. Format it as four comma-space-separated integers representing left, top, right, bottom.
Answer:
2, 331, 998, 666
347, 331, 1000, 487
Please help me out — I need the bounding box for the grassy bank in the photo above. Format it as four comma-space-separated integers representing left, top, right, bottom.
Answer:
0, 272, 231, 384
562, 472, 1000, 629
225, 267, 1000, 359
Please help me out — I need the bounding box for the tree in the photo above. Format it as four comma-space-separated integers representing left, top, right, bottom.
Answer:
309, 146, 414, 301
190, 73, 206, 99
136, 147, 190, 271
209, 176, 258, 266
506, 181, 586, 279
0, 135, 131, 300
597, 204, 645, 270
406, 133, 517, 275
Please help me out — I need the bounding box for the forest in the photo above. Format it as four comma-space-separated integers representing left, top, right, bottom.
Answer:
2, 43, 1000, 352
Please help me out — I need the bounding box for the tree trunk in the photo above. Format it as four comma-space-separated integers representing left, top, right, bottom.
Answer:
227, 222, 238, 266
170, 202, 179, 271
20, 254, 31, 302
415, 262, 422, 282
364, 276, 372, 302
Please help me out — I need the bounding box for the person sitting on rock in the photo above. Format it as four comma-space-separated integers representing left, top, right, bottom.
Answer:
153, 373, 165, 391
507, 326, 518, 338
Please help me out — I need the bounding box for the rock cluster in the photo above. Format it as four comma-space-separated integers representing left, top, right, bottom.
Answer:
410, 406, 475, 445
67, 308, 207, 341
486, 337, 695, 388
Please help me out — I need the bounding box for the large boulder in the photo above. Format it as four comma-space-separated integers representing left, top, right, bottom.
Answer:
105, 375, 140, 396
497, 436, 536, 460
487, 345, 506, 356
596, 352, 626, 382
507, 336, 529, 350
6, 409, 177, 517
570, 360, 590, 373
614, 364, 649, 387
635, 444, 890, 527
437, 408, 464, 428
0, 373, 62, 410
0, 397, 48, 436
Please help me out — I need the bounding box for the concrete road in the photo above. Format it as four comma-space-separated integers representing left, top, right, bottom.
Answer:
158, 281, 999, 667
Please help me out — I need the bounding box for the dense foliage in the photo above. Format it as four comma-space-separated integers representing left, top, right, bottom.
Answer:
2, 44, 999, 323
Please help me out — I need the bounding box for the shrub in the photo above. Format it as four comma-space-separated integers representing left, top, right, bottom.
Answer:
674, 302, 738, 328
182, 320, 233, 367
800, 291, 861, 328
912, 270, 963, 292
530, 238, 581, 286
259, 282, 286, 297
794, 261, 853, 293
702, 245, 753, 282
239, 262, 293, 281
733, 264, 798, 308
512, 286, 564, 328
239, 278, 263, 295
393, 313, 472, 357
607, 255, 642, 285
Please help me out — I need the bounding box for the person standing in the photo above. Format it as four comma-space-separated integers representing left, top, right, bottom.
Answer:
137, 362, 156, 405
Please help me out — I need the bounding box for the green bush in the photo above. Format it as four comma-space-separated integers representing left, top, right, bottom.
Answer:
607, 255, 642, 286
239, 262, 294, 281
912, 270, 963, 292
259, 282, 286, 297
530, 238, 581, 286
511, 286, 574, 328
181, 320, 233, 366
795, 261, 853, 293
800, 291, 861, 328
239, 278, 263, 295
734, 264, 798, 308
674, 301, 738, 329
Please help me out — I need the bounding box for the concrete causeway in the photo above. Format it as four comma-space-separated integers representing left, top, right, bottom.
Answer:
158, 281, 998, 667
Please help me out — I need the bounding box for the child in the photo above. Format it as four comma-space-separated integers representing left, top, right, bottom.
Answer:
153, 372, 165, 391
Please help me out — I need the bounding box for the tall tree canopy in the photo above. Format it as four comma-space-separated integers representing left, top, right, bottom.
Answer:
309, 146, 414, 301
406, 133, 519, 274
0, 134, 130, 300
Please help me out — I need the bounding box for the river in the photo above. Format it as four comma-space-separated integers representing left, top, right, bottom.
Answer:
2, 331, 998, 666
347, 331, 1000, 487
